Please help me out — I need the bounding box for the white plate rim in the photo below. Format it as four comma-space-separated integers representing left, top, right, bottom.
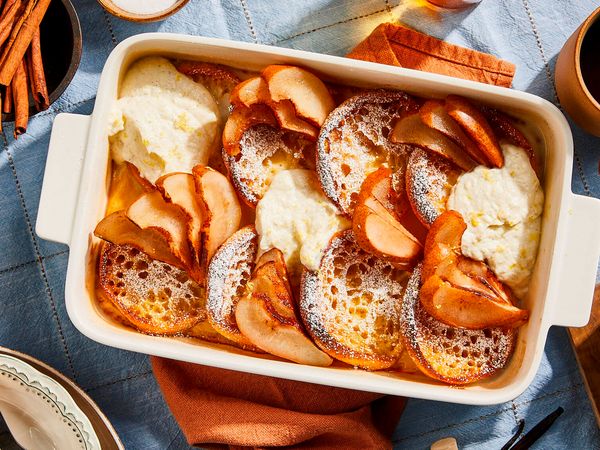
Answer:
0, 354, 101, 450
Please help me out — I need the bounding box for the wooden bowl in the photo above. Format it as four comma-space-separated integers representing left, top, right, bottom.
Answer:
1, 0, 82, 123
555, 6, 600, 136
97, 0, 190, 23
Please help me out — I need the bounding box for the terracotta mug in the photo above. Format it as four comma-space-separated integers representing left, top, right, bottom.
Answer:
555, 6, 600, 136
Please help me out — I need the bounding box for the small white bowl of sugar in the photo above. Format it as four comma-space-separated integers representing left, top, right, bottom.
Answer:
98, 0, 189, 22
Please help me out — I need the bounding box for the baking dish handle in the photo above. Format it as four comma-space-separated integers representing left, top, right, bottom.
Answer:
551, 193, 600, 327
36, 113, 90, 245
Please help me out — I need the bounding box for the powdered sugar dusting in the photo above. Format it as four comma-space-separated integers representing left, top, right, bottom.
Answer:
316, 90, 419, 215
206, 226, 257, 342
224, 125, 314, 206
300, 230, 409, 368
401, 265, 516, 384
407, 148, 461, 226
99, 244, 204, 333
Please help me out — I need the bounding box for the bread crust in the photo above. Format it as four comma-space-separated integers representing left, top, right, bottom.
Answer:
223, 124, 315, 206
205, 226, 260, 349
300, 230, 407, 370
400, 265, 516, 385
98, 243, 205, 335
406, 148, 461, 227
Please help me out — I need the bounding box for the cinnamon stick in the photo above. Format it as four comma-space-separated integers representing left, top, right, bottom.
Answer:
1, 0, 17, 15
26, 28, 47, 110
2, 83, 13, 113
12, 58, 28, 137
0, 0, 50, 86
0, 0, 34, 65
0, 0, 22, 48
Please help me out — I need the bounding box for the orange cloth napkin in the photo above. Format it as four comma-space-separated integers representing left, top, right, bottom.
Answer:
347, 23, 515, 87
152, 359, 405, 449
152, 22, 516, 450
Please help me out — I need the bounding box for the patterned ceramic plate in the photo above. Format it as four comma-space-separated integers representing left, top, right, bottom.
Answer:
0, 353, 102, 449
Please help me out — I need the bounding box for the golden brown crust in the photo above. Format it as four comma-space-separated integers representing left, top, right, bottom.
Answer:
223, 124, 315, 206
98, 243, 205, 335
406, 148, 461, 228
205, 226, 259, 349
300, 230, 408, 370
400, 265, 516, 385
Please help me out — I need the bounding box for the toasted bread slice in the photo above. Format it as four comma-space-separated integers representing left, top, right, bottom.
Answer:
206, 226, 259, 349
316, 90, 420, 215
98, 243, 205, 335
223, 124, 315, 206
300, 230, 408, 369
400, 265, 517, 385
95, 283, 134, 329
406, 148, 461, 227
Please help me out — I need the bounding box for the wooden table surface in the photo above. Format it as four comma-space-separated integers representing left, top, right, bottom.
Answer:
569, 284, 600, 425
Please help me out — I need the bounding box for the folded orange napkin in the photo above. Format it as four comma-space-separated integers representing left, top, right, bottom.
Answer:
347, 23, 515, 87
152, 359, 405, 449
152, 22, 516, 450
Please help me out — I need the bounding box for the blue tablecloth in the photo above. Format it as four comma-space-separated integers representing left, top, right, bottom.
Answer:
1, 0, 599, 448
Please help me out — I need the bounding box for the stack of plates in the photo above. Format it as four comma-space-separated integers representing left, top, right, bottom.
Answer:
0, 348, 122, 449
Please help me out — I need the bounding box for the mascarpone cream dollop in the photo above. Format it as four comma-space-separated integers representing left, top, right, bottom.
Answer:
255, 169, 350, 275
447, 144, 544, 298
108, 56, 219, 183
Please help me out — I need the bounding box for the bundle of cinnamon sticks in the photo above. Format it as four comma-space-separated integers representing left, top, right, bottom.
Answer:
0, 0, 51, 138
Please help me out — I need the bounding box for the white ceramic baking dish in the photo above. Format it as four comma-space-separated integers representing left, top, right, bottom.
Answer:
36, 33, 600, 405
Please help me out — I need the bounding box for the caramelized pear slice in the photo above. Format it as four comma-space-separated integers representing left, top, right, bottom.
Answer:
353, 168, 423, 267
445, 95, 503, 168
222, 104, 278, 156
230, 76, 271, 108
230, 76, 319, 139
156, 173, 204, 266
94, 211, 184, 269
192, 166, 242, 269
106, 162, 153, 216
127, 191, 194, 270
391, 114, 476, 171
480, 106, 538, 173
353, 204, 421, 269
419, 100, 488, 166
269, 99, 319, 140
422, 210, 465, 282
420, 211, 528, 329
357, 167, 401, 219
236, 250, 332, 366
261, 65, 335, 126
420, 275, 529, 329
